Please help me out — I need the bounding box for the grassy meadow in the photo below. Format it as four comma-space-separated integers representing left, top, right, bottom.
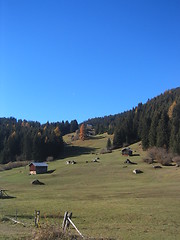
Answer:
0, 133, 180, 239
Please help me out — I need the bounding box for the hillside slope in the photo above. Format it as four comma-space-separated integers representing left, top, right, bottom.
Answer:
1, 135, 180, 239
85, 87, 180, 153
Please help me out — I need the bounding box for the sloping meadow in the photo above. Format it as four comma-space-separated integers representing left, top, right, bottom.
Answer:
1, 135, 180, 239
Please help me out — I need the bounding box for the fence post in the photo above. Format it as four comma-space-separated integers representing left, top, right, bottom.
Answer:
64, 212, 72, 232
15, 209, 17, 220
62, 211, 84, 238
62, 211, 68, 231
34, 210, 40, 228
67, 217, 84, 238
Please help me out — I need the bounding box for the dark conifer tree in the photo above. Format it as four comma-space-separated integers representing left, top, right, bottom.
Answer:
106, 138, 112, 150
64, 121, 70, 134
32, 133, 43, 161
113, 128, 125, 148
156, 111, 169, 148
23, 133, 33, 160
170, 102, 180, 153
141, 117, 151, 150
149, 112, 159, 147
70, 120, 78, 133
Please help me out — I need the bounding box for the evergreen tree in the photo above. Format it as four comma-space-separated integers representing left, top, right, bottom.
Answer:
156, 111, 169, 148
141, 117, 151, 150
64, 121, 70, 134
149, 112, 159, 147
170, 102, 180, 153
32, 133, 44, 161
8, 131, 21, 161
23, 133, 33, 160
95, 123, 100, 135
70, 120, 78, 133
113, 128, 126, 148
106, 138, 112, 150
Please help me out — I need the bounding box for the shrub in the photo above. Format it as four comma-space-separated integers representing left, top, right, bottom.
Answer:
31, 223, 113, 240
0, 161, 29, 171
100, 148, 112, 154
143, 157, 154, 164
46, 156, 54, 162
147, 147, 173, 166
147, 147, 159, 161
172, 156, 180, 165
32, 224, 80, 240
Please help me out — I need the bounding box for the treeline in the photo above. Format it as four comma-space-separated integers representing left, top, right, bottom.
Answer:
85, 87, 180, 154
0, 118, 78, 164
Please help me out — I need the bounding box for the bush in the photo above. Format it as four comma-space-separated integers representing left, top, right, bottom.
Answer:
143, 157, 154, 164
147, 147, 159, 161
147, 147, 173, 166
46, 156, 54, 162
172, 156, 180, 165
0, 161, 29, 171
100, 148, 112, 154
31, 223, 113, 240
32, 224, 80, 240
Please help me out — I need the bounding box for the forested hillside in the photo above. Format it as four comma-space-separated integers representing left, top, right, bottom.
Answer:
85, 87, 180, 154
0, 119, 78, 164
1, 88, 180, 164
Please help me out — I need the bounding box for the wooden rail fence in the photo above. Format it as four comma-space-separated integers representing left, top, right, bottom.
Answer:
2, 209, 84, 238
62, 211, 84, 238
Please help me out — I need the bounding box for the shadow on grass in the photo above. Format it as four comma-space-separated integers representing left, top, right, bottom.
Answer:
61, 145, 96, 159
0, 196, 16, 199
45, 169, 56, 174
6, 214, 63, 219
6, 213, 77, 220
131, 153, 140, 156
0, 190, 16, 199
5, 214, 34, 220
34, 170, 56, 175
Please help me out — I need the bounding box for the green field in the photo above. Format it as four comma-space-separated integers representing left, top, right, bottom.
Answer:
1, 134, 180, 239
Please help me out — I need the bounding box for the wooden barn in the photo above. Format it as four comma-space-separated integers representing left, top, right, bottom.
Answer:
121, 147, 133, 156
29, 162, 48, 175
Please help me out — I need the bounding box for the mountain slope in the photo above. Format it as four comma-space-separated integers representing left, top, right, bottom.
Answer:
85, 87, 180, 153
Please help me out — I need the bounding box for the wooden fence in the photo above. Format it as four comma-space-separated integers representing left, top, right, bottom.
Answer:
3, 209, 84, 238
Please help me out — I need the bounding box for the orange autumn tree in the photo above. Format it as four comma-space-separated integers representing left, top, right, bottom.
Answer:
54, 126, 61, 137
79, 123, 86, 141
168, 101, 177, 119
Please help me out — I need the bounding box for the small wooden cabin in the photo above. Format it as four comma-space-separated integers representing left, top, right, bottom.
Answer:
29, 162, 48, 175
121, 147, 133, 156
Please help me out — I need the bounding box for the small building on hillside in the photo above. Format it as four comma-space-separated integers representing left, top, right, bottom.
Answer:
29, 162, 48, 175
121, 147, 133, 156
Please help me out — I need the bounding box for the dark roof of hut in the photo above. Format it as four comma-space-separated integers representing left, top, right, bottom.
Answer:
29, 162, 48, 167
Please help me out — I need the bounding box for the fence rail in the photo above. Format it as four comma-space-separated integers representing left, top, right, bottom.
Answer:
2, 209, 84, 238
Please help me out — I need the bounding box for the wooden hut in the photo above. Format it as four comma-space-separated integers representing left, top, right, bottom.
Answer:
29, 162, 48, 175
121, 147, 133, 156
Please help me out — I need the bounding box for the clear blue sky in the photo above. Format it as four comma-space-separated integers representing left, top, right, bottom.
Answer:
0, 0, 179, 124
